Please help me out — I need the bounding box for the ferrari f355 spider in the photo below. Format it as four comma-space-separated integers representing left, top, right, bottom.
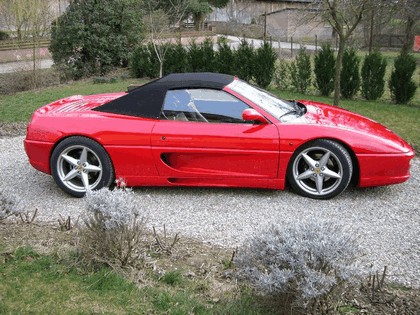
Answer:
24, 73, 415, 199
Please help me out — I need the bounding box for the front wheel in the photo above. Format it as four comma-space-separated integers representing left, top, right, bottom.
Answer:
50, 136, 114, 197
287, 139, 353, 199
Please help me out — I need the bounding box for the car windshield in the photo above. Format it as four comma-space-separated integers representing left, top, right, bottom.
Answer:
228, 79, 296, 119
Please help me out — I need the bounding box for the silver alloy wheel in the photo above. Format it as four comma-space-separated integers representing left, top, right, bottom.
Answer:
291, 146, 343, 196
56, 145, 103, 193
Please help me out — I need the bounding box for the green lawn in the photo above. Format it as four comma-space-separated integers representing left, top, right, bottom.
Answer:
0, 246, 268, 314
0, 77, 418, 151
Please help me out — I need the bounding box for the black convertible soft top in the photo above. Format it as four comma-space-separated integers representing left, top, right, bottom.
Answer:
94, 72, 235, 118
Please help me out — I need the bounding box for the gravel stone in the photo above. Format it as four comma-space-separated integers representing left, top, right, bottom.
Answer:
1, 136, 419, 288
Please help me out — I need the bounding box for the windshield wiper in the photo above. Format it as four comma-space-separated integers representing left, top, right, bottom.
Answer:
279, 101, 303, 119
279, 109, 299, 119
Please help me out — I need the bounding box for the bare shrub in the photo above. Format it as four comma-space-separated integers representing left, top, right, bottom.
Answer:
0, 69, 62, 95
235, 219, 364, 314
78, 188, 147, 270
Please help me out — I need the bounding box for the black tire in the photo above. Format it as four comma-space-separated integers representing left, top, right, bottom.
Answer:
50, 136, 114, 197
287, 139, 353, 199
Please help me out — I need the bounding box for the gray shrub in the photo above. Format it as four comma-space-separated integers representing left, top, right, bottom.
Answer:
235, 219, 363, 311
80, 188, 147, 269
0, 187, 23, 220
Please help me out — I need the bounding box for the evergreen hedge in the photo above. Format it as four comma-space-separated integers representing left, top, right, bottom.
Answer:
389, 52, 417, 104
361, 51, 387, 101
314, 43, 335, 96
340, 48, 360, 99
254, 41, 277, 88
290, 47, 312, 94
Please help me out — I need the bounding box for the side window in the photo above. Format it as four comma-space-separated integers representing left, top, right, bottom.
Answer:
161, 89, 250, 123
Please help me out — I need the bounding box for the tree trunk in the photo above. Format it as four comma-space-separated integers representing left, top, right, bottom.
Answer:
402, 16, 414, 54
333, 35, 345, 106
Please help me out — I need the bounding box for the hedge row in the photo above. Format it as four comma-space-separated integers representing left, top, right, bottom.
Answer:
130, 37, 276, 88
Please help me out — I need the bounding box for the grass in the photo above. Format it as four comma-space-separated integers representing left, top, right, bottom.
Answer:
0, 77, 147, 123
0, 244, 272, 314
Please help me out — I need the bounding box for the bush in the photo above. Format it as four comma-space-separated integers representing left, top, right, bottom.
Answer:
235, 219, 363, 313
0, 69, 62, 95
187, 38, 215, 72
79, 188, 147, 269
130, 44, 159, 78
215, 37, 235, 75
0, 30, 10, 40
254, 41, 277, 88
389, 52, 417, 104
163, 43, 188, 75
341, 48, 360, 99
361, 51, 387, 100
233, 39, 255, 82
0, 188, 22, 220
289, 47, 312, 94
314, 43, 335, 96
50, 0, 143, 79
274, 60, 291, 91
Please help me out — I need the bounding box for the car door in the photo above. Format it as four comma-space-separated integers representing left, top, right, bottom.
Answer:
151, 88, 280, 179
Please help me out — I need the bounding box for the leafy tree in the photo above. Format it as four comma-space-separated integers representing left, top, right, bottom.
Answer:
289, 47, 312, 94
314, 43, 335, 96
361, 51, 387, 100
187, 0, 229, 30
340, 48, 360, 99
389, 52, 417, 104
233, 39, 255, 82
50, 0, 143, 79
254, 41, 277, 89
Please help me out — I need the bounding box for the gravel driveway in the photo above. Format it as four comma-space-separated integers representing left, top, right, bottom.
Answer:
2, 136, 419, 288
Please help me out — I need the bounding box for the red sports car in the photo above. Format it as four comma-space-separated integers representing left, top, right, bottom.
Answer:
24, 73, 415, 199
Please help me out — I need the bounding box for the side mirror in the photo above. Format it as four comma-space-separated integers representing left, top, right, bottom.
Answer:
242, 108, 269, 124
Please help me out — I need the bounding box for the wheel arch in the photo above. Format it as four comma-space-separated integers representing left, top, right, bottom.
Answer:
49, 134, 116, 179
285, 137, 360, 187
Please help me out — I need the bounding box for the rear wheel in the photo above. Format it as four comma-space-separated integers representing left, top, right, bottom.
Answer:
50, 137, 114, 197
287, 139, 353, 199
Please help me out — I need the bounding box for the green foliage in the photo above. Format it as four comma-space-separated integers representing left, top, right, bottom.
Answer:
341, 48, 360, 99
50, 0, 143, 79
314, 44, 335, 96
215, 37, 235, 74
130, 44, 159, 78
160, 271, 184, 286
389, 52, 417, 104
274, 60, 291, 91
0, 30, 9, 40
234, 39, 255, 82
208, 0, 230, 8
361, 51, 387, 100
290, 47, 312, 94
254, 41, 277, 88
163, 43, 188, 75
188, 38, 215, 72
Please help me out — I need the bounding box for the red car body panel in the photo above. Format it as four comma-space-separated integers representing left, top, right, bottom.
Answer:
24, 78, 415, 193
